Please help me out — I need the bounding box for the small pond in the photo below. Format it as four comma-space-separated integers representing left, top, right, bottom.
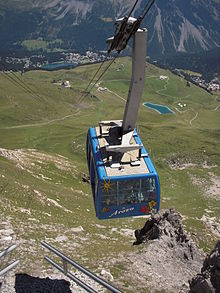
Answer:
144, 102, 174, 114
41, 62, 77, 71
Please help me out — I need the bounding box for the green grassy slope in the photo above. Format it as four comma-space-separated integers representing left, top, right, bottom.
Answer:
0, 58, 219, 291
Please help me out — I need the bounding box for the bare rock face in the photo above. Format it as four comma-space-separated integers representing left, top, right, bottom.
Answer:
189, 240, 220, 293
82, 173, 90, 183
126, 209, 205, 292
134, 208, 195, 260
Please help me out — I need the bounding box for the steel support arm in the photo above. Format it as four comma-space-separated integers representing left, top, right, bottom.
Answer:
122, 28, 147, 133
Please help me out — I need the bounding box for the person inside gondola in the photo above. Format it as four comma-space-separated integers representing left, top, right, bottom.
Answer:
138, 192, 144, 203
130, 186, 136, 203
149, 190, 156, 201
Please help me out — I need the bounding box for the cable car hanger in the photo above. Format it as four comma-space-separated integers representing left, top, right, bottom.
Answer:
86, 0, 160, 220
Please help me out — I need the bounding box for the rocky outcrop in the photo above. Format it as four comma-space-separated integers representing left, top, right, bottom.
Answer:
15, 274, 72, 293
123, 209, 205, 292
189, 240, 220, 293
134, 208, 196, 262
82, 173, 90, 183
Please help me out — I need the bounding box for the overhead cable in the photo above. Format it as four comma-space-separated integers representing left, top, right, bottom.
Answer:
10, 71, 44, 101
141, 0, 156, 19
77, 0, 156, 106
77, 0, 141, 105
128, 0, 139, 18
0, 69, 43, 102
77, 54, 118, 106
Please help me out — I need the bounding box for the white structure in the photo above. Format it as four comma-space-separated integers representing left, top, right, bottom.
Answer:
62, 80, 71, 88
178, 102, 187, 108
98, 87, 107, 92
160, 75, 168, 81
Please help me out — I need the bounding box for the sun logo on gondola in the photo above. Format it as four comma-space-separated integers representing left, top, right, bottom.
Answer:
102, 178, 112, 193
149, 200, 157, 210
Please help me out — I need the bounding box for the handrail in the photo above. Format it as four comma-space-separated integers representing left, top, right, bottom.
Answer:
0, 260, 20, 277
41, 241, 123, 293
45, 256, 96, 293
0, 244, 19, 277
0, 244, 17, 259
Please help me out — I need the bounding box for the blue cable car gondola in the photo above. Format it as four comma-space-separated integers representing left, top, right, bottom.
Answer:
86, 17, 160, 219
87, 127, 160, 220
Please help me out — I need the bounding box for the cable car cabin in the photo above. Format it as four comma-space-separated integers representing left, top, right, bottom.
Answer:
86, 122, 160, 220
86, 21, 160, 220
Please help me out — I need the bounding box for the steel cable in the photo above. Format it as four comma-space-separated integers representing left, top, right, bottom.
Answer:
77, 0, 157, 106
128, 0, 139, 18
76, 0, 141, 106
1, 71, 42, 102
77, 54, 119, 106
141, 0, 156, 19
10, 71, 44, 101
0, 71, 35, 98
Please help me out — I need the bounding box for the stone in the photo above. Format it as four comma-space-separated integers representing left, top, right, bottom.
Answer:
189, 275, 214, 293
189, 240, 220, 293
124, 209, 205, 292
82, 173, 90, 183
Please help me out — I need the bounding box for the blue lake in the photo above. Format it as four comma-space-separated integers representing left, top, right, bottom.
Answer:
41, 62, 77, 71
144, 102, 174, 114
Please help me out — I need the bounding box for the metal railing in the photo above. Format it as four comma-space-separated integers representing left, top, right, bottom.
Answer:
0, 244, 19, 277
41, 241, 123, 293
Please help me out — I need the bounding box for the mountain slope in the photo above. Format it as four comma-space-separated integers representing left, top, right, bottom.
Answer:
0, 0, 219, 57
146, 0, 220, 57
0, 57, 219, 291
